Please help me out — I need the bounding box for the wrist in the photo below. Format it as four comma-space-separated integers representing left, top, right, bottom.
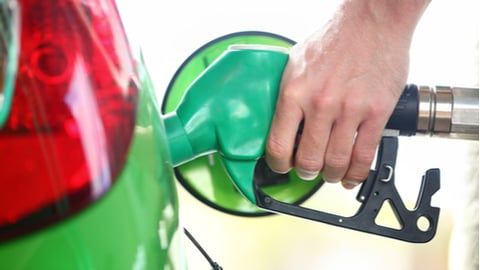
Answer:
342, 0, 430, 40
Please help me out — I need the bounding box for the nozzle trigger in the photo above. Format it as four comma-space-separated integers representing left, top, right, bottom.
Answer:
254, 136, 441, 243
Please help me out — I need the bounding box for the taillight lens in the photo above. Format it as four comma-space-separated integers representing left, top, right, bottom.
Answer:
0, 0, 138, 241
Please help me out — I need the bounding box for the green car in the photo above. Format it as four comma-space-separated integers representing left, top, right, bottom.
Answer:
0, 0, 184, 268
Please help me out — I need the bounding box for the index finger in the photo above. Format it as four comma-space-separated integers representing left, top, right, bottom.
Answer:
265, 93, 303, 174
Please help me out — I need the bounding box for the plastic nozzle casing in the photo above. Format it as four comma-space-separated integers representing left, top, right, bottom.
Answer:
163, 45, 289, 203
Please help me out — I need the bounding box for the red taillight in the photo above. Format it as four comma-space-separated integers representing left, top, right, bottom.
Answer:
0, 0, 138, 240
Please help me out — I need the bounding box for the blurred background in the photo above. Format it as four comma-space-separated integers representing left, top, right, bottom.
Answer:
119, 0, 479, 269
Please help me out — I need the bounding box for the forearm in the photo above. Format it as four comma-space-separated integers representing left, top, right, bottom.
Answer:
342, 0, 431, 41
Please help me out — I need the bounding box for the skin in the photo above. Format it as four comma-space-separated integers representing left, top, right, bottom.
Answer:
266, 0, 431, 189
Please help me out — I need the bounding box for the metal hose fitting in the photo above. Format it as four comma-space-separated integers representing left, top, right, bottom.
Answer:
417, 86, 478, 140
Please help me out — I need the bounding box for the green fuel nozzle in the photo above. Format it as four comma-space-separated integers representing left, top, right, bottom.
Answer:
163, 45, 289, 203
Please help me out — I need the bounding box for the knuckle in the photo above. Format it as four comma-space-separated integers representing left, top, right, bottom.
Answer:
346, 170, 369, 182
311, 94, 335, 113
295, 155, 322, 172
343, 97, 364, 112
352, 148, 376, 168
343, 98, 380, 119
279, 79, 304, 101
366, 100, 390, 117
324, 153, 350, 170
340, 96, 392, 120
345, 153, 374, 182
278, 87, 298, 101
266, 137, 290, 160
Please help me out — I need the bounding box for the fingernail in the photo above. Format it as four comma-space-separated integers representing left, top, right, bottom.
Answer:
343, 180, 361, 189
265, 156, 291, 174
295, 168, 319, 180
323, 177, 341, 183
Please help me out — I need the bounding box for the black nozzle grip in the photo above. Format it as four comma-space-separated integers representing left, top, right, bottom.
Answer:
386, 84, 419, 136
254, 136, 440, 243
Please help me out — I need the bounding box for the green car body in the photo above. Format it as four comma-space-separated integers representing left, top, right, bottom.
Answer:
0, 57, 184, 269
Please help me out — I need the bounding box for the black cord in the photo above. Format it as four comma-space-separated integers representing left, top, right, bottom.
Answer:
183, 227, 223, 270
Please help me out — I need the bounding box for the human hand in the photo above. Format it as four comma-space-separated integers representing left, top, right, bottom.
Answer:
265, 0, 430, 189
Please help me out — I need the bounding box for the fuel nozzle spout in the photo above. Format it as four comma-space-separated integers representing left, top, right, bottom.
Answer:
386, 85, 479, 140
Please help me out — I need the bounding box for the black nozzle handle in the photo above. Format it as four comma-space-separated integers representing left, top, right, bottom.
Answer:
386, 84, 419, 136
254, 136, 440, 243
